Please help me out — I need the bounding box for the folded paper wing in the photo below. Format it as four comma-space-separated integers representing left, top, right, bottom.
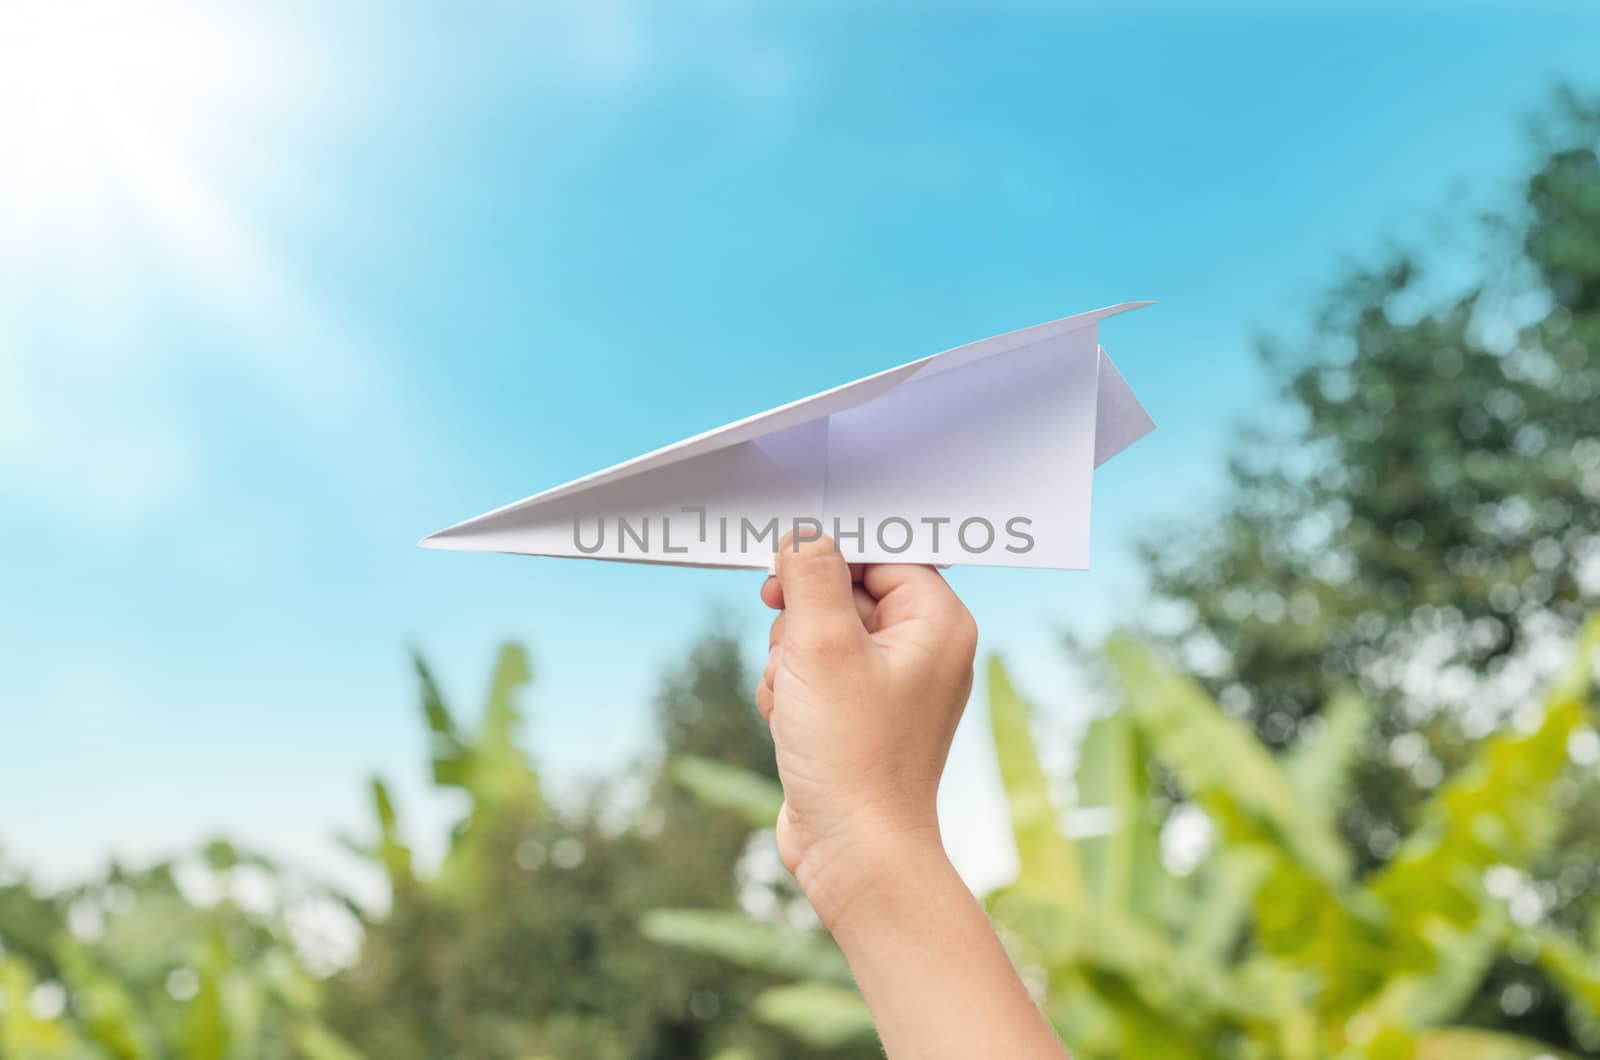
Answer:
420, 302, 1156, 571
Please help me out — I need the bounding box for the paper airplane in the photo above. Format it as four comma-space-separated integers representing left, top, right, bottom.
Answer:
421, 302, 1155, 571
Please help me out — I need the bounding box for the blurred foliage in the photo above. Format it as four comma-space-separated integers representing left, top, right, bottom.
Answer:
1137, 86, 1600, 1047
0, 841, 363, 1060
1144, 89, 1600, 731
321, 634, 862, 1060
651, 627, 1600, 1058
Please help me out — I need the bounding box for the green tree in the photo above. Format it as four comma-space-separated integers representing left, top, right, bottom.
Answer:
1138, 88, 1600, 1051
647, 627, 792, 922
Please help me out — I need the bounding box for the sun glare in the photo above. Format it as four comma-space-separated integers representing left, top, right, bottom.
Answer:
0, 1, 373, 513
0, 0, 308, 262
1, 4, 112, 178
0, 0, 365, 367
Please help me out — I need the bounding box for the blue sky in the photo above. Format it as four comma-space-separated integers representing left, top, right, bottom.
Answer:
3, 1, 1597, 894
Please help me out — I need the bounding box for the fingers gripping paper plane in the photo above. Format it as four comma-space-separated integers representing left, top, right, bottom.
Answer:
420, 302, 1156, 571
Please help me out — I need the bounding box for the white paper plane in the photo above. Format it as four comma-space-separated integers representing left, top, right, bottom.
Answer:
421, 302, 1156, 571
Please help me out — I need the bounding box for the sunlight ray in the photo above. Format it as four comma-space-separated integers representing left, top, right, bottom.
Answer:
0, 0, 393, 515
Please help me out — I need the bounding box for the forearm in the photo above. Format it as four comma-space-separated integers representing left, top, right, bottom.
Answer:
814, 833, 1068, 1060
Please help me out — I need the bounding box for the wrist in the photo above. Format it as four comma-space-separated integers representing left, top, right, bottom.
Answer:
793, 817, 951, 934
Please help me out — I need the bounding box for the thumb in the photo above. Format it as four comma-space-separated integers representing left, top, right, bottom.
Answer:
775, 533, 866, 643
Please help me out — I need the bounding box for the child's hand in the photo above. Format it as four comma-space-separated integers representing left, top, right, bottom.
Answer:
757, 534, 1065, 1058
757, 534, 977, 927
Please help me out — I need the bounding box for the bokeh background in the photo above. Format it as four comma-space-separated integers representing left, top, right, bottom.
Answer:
4, 2, 1600, 1058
